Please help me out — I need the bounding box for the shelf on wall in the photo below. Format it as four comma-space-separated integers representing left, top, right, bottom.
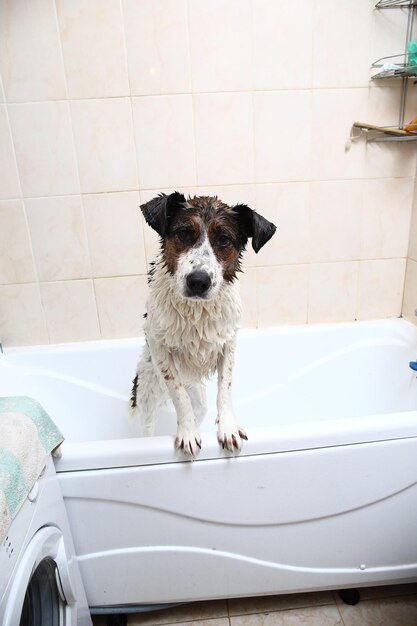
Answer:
371, 54, 417, 79
352, 121, 417, 142
375, 0, 417, 8
351, 0, 417, 142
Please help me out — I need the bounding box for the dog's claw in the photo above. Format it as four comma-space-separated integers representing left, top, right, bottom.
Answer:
217, 425, 248, 453
175, 429, 202, 458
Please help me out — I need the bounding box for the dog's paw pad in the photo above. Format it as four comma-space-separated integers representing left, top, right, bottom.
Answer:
175, 429, 202, 457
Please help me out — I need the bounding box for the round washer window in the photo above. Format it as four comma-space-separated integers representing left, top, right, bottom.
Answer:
19, 558, 65, 626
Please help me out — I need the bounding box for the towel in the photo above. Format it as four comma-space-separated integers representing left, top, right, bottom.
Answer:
0, 396, 64, 543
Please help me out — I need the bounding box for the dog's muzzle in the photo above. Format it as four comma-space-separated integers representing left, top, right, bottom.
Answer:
186, 270, 212, 298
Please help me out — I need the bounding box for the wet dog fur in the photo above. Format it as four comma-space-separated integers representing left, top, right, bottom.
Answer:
130, 192, 276, 457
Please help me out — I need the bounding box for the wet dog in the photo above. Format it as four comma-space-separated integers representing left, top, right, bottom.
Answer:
130, 192, 276, 456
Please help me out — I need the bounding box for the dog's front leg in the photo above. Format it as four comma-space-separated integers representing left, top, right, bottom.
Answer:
217, 336, 248, 453
147, 338, 202, 457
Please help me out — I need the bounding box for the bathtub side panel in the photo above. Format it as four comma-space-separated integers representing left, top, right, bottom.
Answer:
59, 437, 417, 606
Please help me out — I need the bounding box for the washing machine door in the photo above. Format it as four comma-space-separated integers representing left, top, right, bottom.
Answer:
3, 526, 77, 626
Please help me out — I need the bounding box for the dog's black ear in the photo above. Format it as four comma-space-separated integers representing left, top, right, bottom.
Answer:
140, 192, 186, 237
234, 204, 277, 253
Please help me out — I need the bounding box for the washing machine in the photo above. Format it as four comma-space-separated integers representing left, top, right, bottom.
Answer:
0, 456, 92, 626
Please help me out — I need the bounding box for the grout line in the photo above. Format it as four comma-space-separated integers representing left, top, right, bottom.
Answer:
53, 0, 102, 339
118, 0, 142, 191
21, 204, 50, 343
52, 0, 69, 102
3, 103, 23, 199
185, 0, 199, 188
117, 0, 149, 280
2, 175, 417, 204
3, 85, 381, 106
335, 601, 346, 626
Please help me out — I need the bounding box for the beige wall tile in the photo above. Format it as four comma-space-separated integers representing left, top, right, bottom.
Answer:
83, 191, 146, 278
0, 74, 5, 102
255, 183, 310, 266
253, 0, 313, 91
361, 178, 414, 260
238, 267, 257, 329
258, 265, 309, 326
313, 0, 372, 88
368, 85, 416, 129
0, 105, 20, 199
40, 279, 100, 343
0, 200, 36, 284
408, 179, 417, 262
196, 185, 256, 208
365, 141, 417, 180
95, 275, 147, 339
312, 89, 368, 181
402, 259, 417, 323
71, 98, 138, 194
194, 93, 254, 186
308, 262, 358, 324
0, 0, 66, 102
310, 180, 362, 263
56, 0, 129, 98
8, 101, 79, 197
139, 188, 199, 204
254, 91, 312, 183
0, 283, 48, 346
188, 0, 252, 92
123, 0, 191, 96
132, 95, 196, 189
25, 196, 90, 281
357, 258, 406, 320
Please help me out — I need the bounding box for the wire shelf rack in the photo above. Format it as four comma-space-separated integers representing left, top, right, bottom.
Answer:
351, 0, 417, 142
375, 0, 417, 8
371, 53, 417, 78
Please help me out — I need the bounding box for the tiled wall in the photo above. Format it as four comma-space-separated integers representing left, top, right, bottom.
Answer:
404, 177, 417, 324
1, 0, 416, 346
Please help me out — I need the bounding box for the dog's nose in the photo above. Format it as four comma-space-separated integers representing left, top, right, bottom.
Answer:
186, 270, 212, 296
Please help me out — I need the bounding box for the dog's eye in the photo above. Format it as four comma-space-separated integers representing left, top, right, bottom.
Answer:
216, 233, 232, 248
175, 228, 195, 245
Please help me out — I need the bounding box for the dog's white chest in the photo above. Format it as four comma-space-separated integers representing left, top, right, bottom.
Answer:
146, 266, 242, 382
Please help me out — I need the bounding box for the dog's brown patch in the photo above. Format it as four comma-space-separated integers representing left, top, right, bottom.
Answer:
207, 217, 243, 282
163, 211, 202, 274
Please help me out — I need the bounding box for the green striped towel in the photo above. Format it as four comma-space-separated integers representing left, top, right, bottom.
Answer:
0, 396, 64, 542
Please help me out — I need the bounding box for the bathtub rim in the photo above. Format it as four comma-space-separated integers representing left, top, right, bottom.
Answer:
53, 409, 417, 472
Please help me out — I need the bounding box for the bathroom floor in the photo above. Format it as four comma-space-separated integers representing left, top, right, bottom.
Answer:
92, 583, 417, 625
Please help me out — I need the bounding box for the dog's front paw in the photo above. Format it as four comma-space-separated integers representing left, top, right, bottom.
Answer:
175, 426, 202, 457
217, 424, 248, 453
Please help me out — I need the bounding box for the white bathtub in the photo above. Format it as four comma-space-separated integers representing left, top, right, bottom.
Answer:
1, 318, 417, 608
